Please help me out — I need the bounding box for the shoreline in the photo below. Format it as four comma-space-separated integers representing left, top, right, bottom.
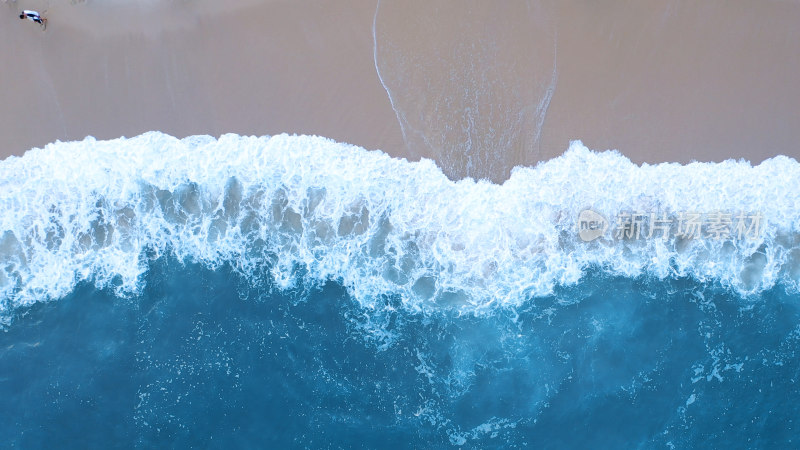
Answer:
2, 0, 799, 181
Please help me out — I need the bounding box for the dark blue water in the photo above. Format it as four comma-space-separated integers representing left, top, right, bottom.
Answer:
1, 257, 798, 448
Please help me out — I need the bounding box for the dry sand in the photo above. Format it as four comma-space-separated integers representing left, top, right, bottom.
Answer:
1, 0, 799, 182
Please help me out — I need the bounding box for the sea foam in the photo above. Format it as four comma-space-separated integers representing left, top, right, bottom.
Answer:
0, 132, 798, 320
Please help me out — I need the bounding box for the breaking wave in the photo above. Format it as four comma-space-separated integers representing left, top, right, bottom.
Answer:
1, 132, 798, 321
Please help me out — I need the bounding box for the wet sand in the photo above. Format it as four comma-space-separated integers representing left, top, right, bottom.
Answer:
1, 0, 799, 182
0, 0, 405, 162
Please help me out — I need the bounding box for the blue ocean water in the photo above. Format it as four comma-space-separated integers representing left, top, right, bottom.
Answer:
1, 133, 799, 447
2, 261, 799, 448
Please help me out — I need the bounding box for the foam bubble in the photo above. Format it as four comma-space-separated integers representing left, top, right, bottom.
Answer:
0, 132, 798, 321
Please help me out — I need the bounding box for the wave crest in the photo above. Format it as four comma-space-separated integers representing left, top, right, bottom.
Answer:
1, 132, 798, 319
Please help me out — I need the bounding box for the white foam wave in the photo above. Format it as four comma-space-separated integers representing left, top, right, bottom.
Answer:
1, 132, 798, 319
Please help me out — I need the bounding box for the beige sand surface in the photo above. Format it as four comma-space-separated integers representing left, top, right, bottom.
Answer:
1, 0, 405, 161
541, 0, 800, 170
2, 0, 799, 182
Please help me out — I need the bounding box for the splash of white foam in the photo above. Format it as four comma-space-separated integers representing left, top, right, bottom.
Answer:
0, 132, 798, 321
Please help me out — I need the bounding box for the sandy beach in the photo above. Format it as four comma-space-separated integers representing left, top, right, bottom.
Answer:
2, 0, 799, 181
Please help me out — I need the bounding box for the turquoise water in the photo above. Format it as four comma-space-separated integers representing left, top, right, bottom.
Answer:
2, 260, 798, 447
1, 133, 799, 447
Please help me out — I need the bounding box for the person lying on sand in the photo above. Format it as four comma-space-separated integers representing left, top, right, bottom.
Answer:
19, 10, 46, 29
